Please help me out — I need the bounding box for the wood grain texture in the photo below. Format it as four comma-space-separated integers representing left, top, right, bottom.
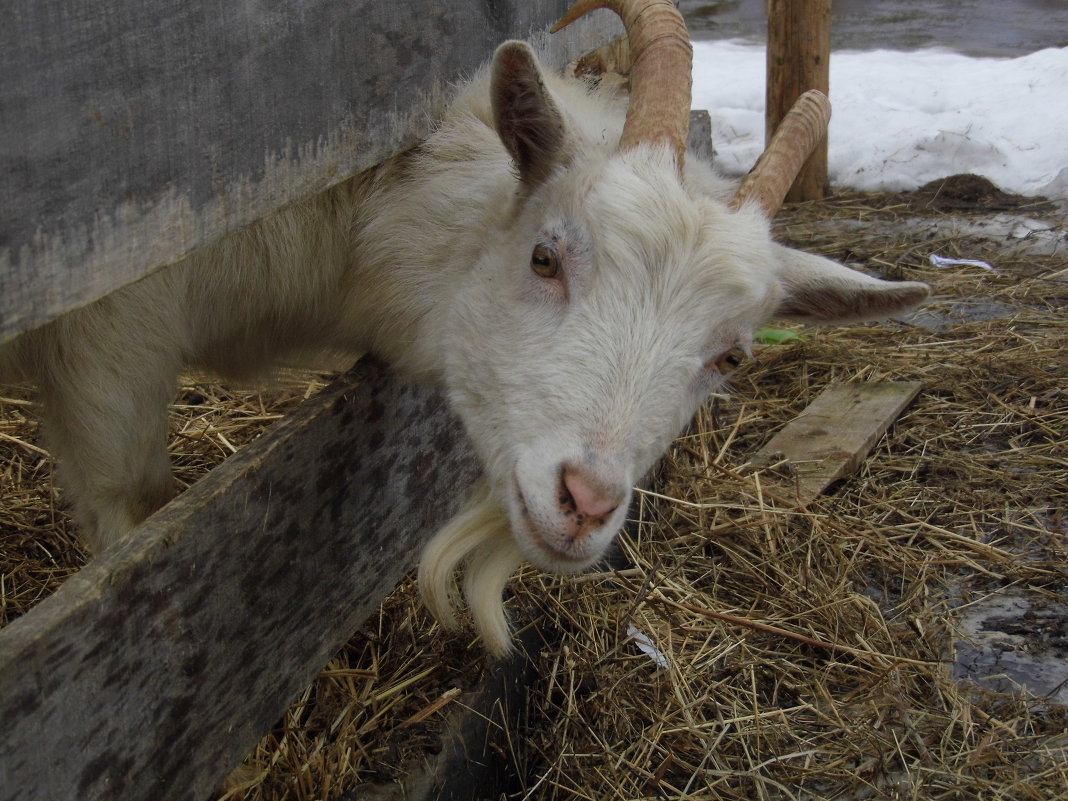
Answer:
765, 0, 831, 202
0, 358, 480, 801
0, 0, 611, 345
751, 381, 922, 504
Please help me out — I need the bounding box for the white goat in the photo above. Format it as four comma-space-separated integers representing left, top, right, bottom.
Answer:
0, 0, 927, 655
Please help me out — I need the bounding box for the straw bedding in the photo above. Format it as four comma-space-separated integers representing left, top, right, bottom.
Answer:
2, 184, 1065, 799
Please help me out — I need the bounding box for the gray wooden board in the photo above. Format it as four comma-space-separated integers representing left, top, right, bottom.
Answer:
0, 0, 612, 344
0, 358, 481, 801
751, 381, 923, 504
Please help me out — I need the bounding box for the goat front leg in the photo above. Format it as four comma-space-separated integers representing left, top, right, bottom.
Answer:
37, 315, 181, 553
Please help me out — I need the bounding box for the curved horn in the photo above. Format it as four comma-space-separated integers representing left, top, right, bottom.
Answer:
552, 0, 693, 172
730, 89, 832, 218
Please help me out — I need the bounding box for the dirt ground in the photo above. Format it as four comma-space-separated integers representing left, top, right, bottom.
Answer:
1, 175, 1066, 800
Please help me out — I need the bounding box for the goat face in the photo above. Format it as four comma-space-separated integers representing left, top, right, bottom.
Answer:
443, 143, 782, 573
438, 37, 929, 576
438, 40, 926, 575
420, 5, 928, 654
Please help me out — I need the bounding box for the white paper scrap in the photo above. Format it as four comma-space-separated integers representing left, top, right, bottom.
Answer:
626, 624, 669, 670
930, 254, 995, 271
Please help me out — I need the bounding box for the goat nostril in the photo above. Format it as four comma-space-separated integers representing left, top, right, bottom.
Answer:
561, 465, 622, 521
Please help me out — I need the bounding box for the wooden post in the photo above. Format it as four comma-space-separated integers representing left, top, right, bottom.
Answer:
766, 0, 831, 202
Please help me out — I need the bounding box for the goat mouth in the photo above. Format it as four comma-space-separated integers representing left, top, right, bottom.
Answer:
513, 479, 599, 571
529, 531, 595, 569
528, 531, 597, 571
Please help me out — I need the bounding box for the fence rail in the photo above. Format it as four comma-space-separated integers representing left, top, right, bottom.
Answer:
0, 0, 607, 345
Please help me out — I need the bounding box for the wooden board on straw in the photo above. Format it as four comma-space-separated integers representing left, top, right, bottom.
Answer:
0, 357, 480, 801
751, 381, 922, 504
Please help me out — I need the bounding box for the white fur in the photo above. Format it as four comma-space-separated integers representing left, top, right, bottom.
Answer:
417, 480, 522, 658
1, 40, 927, 654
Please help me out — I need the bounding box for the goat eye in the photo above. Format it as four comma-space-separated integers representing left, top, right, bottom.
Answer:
530, 244, 560, 278
712, 347, 746, 374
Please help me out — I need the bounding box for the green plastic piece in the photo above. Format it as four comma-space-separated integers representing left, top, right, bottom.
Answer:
754, 327, 803, 345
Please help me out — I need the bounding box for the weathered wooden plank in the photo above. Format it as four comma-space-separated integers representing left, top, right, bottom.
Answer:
750, 382, 922, 503
0, 0, 612, 345
0, 358, 480, 801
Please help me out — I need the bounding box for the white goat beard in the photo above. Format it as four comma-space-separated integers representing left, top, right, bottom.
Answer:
417, 479, 523, 658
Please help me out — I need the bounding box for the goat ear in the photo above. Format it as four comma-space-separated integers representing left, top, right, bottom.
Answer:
772, 245, 930, 324
491, 41, 569, 187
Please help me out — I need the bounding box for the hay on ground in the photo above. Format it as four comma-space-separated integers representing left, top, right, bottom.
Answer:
1, 187, 1065, 799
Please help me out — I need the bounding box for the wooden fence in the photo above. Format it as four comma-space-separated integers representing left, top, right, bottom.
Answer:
0, 0, 607, 346
0, 3, 609, 798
